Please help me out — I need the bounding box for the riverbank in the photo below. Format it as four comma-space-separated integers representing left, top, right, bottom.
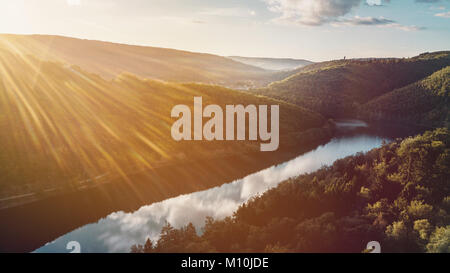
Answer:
0, 123, 335, 253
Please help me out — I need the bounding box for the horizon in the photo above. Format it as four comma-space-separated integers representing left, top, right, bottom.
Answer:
4, 32, 446, 62
1, 0, 449, 62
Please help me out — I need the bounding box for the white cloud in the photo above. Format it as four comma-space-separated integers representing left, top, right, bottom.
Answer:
335, 16, 395, 25
264, 0, 426, 31
415, 0, 443, 3
435, 11, 450, 18
366, 0, 382, 6
265, 0, 362, 26
332, 16, 425, 31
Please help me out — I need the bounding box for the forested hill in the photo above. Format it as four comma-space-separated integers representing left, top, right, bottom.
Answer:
0, 34, 292, 89
132, 128, 450, 253
253, 51, 450, 118
359, 66, 449, 128
0, 45, 328, 199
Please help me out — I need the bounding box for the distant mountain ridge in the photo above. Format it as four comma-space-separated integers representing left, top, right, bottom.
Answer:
228, 56, 313, 71
0, 34, 294, 89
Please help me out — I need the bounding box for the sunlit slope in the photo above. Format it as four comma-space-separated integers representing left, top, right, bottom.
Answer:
360, 66, 449, 128
0, 48, 326, 197
254, 52, 450, 118
0, 34, 287, 88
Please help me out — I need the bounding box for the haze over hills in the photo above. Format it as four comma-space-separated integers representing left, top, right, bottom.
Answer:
0, 44, 329, 200
253, 52, 450, 120
0, 34, 294, 89
228, 56, 313, 71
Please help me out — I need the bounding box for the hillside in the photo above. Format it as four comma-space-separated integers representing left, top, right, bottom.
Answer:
253, 52, 450, 118
132, 128, 450, 253
0, 34, 291, 89
359, 66, 449, 128
0, 46, 329, 200
228, 56, 313, 71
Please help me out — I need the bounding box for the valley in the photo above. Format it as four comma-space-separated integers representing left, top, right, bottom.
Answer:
0, 34, 448, 254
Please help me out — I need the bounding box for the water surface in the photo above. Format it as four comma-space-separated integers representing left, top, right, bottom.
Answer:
35, 124, 389, 253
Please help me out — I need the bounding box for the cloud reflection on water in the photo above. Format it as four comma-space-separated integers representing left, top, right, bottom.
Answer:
35, 134, 386, 253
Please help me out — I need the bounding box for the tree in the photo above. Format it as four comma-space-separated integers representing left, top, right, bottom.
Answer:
130, 244, 144, 253
132, 128, 450, 253
413, 219, 432, 241
426, 226, 450, 253
144, 238, 153, 253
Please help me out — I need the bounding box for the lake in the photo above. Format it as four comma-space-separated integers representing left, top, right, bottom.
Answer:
34, 120, 397, 253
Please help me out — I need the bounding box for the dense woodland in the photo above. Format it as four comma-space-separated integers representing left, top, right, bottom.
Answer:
0, 46, 329, 199
132, 128, 450, 253
360, 66, 449, 128
255, 52, 450, 121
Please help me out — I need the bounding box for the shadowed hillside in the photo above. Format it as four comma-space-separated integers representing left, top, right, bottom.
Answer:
360, 66, 449, 128
253, 52, 450, 118
0, 34, 293, 89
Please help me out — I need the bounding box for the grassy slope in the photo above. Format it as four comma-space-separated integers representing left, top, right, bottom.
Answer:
0, 45, 327, 198
254, 52, 450, 118
0, 34, 293, 88
360, 66, 449, 128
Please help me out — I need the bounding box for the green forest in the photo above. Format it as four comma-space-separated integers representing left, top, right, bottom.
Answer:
132, 128, 449, 253
0, 47, 330, 199
255, 52, 450, 123
360, 66, 449, 128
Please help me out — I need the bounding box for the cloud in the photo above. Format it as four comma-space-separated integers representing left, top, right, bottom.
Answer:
429, 5, 446, 10
264, 0, 427, 31
415, 0, 442, 3
332, 16, 425, 31
366, 0, 383, 6
336, 16, 395, 25
265, 0, 362, 26
384, 23, 426, 31
435, 11, 450, 17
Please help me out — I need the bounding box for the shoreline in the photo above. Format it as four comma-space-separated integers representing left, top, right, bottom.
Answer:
0, 125, 334, 253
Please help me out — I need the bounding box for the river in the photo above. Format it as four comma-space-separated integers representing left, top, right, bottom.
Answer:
34, 119, 408, 253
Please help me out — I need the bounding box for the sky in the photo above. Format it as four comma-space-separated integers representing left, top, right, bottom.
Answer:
0, 0, 449, 61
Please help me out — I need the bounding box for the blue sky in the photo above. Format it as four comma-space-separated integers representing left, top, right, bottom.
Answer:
0, 0, 449, 61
